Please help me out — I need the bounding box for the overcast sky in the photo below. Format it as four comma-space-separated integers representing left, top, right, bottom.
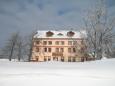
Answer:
0, 0, 115, 48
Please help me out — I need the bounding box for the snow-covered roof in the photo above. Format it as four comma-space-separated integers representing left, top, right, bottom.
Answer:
34, 30, 86, 38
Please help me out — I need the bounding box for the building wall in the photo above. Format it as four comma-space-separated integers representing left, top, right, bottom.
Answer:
32, 38, 85, 62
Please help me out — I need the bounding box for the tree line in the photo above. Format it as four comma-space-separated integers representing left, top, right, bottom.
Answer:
0, 31, 37, 61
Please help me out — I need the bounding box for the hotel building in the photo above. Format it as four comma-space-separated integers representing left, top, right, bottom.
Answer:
31, 30, 88, 62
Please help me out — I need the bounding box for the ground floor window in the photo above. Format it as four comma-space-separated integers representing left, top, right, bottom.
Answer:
44, 56, 47, 61
68, 56, 76, 62
81, 57, 84, 62
61, 57, 64, 62
68, 57, 71, 62
44, 56, 51, 61
48, 56, 51, 61
35, 56, 39, 61
73, 57, 76, 62
48, 58, 50, 61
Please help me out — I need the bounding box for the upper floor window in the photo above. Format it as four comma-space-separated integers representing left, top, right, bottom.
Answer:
55, 41, 59, 45
60, 48, 64, 52
48, 41, 52, 45
55, 48, 59, 52
57, 33, 63, 36
36, 41, 40, 45
73, 41, 77, 45
46, 31, 54, 37
36, 47, 39, 52
80, 47, 84, 53
67, 31, 75, 37
44, 48, 47, 52
61, 41, 64, 45
73, 48, 76, 53
68, 41, 73, 45
68, 48, 72, 53
48, 48, 52, 52
43, 41, 47, 45
81, 40, 84, 44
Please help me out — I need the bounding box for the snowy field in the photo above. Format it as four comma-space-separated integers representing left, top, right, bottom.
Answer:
0, 59, 115, 86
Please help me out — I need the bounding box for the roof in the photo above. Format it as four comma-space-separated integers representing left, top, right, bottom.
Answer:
34, 30, 86, 39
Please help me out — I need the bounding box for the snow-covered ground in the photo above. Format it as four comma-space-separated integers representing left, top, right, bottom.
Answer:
0, 59, 115, 86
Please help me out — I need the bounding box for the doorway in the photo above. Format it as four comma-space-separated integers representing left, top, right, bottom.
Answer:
53, 57, 58, 61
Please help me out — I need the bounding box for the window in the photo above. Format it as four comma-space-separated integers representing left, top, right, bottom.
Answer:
36, 47, 39, 52
56, 48, 59, 52
73, 48, 76, 53
57, 33, 63, 36
61, 41, 64, 45
44, 56, 47, 61
53, 57, 58, 61
48, 41, 52, 45
60, 48, 64, 52
36, 41, 40, 45
43, 41, 47, 45
73, 41, 77, 45
48, 48, 51, 52
68, 48, 72, 53
61, 57, 64, 61
46, 31, 54, 37
68, 57, 71, 62
44, 48, 47, 52
35, 56, 39, 61
80, 48, 84, 53
73, 57, 76, 62
55, 41, 59, 45
48, 56, 51, 61
81, 40, 84, 44
68, 41, 73, 45
67, 31, 75, 37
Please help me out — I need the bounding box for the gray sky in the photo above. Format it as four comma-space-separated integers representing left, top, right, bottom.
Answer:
0, 0, 115, 48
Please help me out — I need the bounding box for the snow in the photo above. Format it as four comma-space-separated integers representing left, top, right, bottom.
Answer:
34, 30, 86, 38
0, 59, 115, 86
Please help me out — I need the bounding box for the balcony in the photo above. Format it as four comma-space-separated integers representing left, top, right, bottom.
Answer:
52, 52, 63, 57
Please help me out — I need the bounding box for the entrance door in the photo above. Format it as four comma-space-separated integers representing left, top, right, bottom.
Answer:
61, 57, 64, 61
48, 57, 51, 61
53, 57, 58, 61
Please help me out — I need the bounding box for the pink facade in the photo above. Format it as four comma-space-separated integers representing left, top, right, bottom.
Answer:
31, 30, 87, 62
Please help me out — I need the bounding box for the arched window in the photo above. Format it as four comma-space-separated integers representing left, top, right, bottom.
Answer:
67, 31, 75, 37
46, 31, 54, 37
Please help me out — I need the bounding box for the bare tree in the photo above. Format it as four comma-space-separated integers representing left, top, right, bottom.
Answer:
70, 31, 88, 62
16, 36, 23, 61
24, 30, 38, 62
83, 0, 115, 59
2, 32, 20, 61
2, 30, 39, 62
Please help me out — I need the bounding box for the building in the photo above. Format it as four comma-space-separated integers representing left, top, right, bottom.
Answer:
31, 30, 88, 62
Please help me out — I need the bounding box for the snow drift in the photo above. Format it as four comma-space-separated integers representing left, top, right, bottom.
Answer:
0, 58, 115, 86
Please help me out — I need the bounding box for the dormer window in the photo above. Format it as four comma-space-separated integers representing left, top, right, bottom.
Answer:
57, 33, 63, 36
67, 31, 75, 37
46, 31, 54, 37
